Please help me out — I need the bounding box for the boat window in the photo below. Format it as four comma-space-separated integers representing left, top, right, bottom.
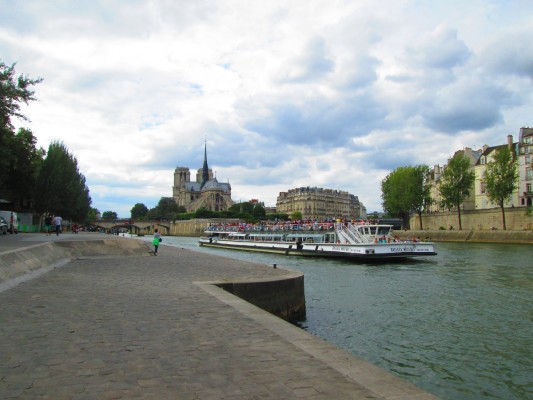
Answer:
370, 227, 377, 235
377, 226, 391, 235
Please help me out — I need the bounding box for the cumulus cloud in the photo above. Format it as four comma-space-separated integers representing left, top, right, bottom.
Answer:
1, 0, 532, 216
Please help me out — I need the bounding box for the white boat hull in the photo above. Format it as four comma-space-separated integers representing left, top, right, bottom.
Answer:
198, 238, 436, 261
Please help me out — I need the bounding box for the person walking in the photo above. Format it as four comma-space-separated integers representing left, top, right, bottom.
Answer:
44, 215, 52, 236
52, 215, 62, 236
152, 229, 162, 254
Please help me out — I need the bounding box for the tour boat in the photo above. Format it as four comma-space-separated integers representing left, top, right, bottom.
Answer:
199, 222, 437, 261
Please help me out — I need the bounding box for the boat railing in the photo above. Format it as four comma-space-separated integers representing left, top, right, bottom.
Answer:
345, 223, 374, 243
337, 224, 362, 244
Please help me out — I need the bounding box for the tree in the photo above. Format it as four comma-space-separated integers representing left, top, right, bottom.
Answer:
484, 146, 518, 230
34, 141, 92, 222
0, 61, 43, 130
131, 203, 148, 219
2, 128, 44, 209
87, 207, 100, 221
229, 201, 266, 220
381, 165, 431, 229
146, 197, 179, 220
290, 210, 303, 221
439, 153, 475, 230
411, 165, 432, 230
0, 61, 42, 194
102, 211, 118, 220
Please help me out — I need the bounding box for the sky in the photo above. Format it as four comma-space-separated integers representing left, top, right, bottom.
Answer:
1, 0, 532, 217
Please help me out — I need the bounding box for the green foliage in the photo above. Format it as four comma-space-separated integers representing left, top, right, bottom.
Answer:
381, 165, 431, 229
102, 211, 118, 220
265, 212, 289, 221
2, 128, 44, 208
130, 203, 148, 219
0, 61, 43, 203
87, 207, 99, 221
194, 207, 218, 218
174, 212, 196, 220
34, 141, 92, 222
484, 147, 518, 207
484, 146, 518, 230
439, 153, 475, 230
146, 197, 179, 220
440, 154, 475, 210
290, 210, 303, 220
0, 61, 43, 130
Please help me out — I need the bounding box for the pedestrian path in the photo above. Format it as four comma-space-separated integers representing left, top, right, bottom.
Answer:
0, 237, 438, 399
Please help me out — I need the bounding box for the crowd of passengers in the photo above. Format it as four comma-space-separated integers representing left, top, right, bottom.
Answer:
206, 218, 378, 233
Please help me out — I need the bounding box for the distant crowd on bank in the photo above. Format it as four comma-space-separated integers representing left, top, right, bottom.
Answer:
206, 218, 377, 233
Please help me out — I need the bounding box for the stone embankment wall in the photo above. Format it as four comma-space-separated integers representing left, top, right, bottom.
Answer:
410, 208, 533, 231
0, 238, 306, 322
168, 218, 240, 236
396, 229, 533, 244
217, 274, 306, 322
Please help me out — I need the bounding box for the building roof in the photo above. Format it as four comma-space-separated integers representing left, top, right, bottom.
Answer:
201, 178, 231, 193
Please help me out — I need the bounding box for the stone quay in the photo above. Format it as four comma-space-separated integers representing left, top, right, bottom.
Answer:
0, 233, 437, 399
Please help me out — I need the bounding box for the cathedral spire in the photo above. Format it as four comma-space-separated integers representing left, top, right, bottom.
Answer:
201, 139, 209, 187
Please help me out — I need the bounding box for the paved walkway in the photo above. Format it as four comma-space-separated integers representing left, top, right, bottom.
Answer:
0, 234, 437, 399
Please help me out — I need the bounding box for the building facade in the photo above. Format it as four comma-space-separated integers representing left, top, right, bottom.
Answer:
276, 187, 366, 220
427, 129, 532, 214
427, 147, 482, 213
474, 135, 520, 210
172, 144, 233, 212
518, 127, 533, 207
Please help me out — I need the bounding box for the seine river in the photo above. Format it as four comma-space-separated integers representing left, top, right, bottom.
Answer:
150, 236, 533, 400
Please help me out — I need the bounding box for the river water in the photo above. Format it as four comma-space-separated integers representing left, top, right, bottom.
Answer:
146, 236, 533, 400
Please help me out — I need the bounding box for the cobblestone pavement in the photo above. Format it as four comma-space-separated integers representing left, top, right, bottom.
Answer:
0, 238, 437, 399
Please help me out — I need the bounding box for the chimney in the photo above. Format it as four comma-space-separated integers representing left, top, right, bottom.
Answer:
507, 134, 513, 149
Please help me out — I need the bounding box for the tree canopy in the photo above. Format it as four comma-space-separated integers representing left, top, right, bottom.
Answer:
102, 211, 118, 220
439, 153, 475, 230
1, 61, 43, 203
131, 203, 149, 219
146, 197, 179, 220
381, 165, 431, 229
0, 61, 42, 130
484, 146, 518, 230
34, 141, 92, 222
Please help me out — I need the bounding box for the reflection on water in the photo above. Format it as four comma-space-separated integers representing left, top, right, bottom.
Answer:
153, 237, 533, 400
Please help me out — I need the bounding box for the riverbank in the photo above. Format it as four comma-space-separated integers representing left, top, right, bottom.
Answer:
0, 234, 437, 399
396, 229, 533, 244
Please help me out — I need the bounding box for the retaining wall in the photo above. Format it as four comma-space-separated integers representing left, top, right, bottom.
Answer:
217, 274, 306, 322
396, 229, 533, 244
0, 238, 306, 322
410, 208, 533, 231
0, 239, 152, 292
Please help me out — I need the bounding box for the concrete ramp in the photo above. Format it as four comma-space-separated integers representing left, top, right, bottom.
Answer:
0, 239, 152, 292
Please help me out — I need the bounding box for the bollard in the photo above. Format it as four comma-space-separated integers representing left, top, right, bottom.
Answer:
273, 263, 277, 269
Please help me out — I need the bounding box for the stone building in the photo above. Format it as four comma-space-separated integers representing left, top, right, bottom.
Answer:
172, 144, 233, 212
428, 147, 482, 213
518, 127, 533, 207
474, 135, 519, 210
276, 187, 366, 220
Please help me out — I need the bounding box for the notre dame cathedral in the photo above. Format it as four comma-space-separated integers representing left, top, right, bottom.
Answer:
172, 144, 233, 212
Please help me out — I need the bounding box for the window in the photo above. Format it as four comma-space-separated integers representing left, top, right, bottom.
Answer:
527, 183, 532, 193
527, 167, 532, 181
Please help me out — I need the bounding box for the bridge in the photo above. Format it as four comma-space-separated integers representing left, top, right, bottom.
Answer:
89, 220, 172, 235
